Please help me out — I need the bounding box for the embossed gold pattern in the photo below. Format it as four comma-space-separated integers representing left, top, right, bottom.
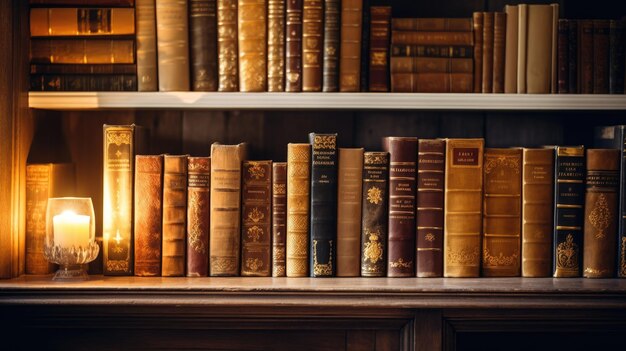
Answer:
589, 194, 611, 239
446, 246, 480, 265
106, 131, 131, 146
188, 191, 207, 254
247, 225, 263, 242
364, 152, 388, 165
484, 154, 520, 174
363, 230, 383, 264
389, 258, 412, 268
245, 258, 263, 272
425, 233, 435, 242
313, 240, 333, 276
556, 234, 579, 270
247, 161, 266, 180
483, 249, 519, 267
367, 186, 382, 204
313, 135, 337, 150
211, 256, 237, 273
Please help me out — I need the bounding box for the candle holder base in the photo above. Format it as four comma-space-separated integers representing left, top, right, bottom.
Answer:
53, 264, 89, 281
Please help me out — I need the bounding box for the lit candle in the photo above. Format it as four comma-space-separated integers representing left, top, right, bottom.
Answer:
53, 210, 90, 248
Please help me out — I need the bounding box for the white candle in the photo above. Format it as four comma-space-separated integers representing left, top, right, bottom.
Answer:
53, 210, 90, 248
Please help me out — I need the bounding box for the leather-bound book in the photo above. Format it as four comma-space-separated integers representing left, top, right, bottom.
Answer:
30, 74, 137, 92
368, 6, 391, 92
302, 0, 323, 92
134, 156, 163, 277
189, 0, 218, 91
309, 133, 338, 277
383, 137, 417, 277
239, 0, 267, 92
579, 20, 594, 94
30, 8, 135, 36
30, 0, 134, 4
322, 0, 340, 92
610, 20, 625, 94
481, 12, 494, 94
30, 64, 136, 75
186, 157, 210, 277
568, 20, 578, 93
390, 73, 473, 93
135, 0, 157, 91
392, 18, 472, 32
492, 12, 506, 93
593, 20, 610, 94
156, 0, 190, 91
210, 143, 246, 276
359, 0, 370, 92
391, 31, 474, 46
482, 148, 522, 277
286, 144, 311, 277
525, 4, 555, 94
472, 12, 483, 93
268, 0, 285, 91
391, 57, 473, 74
583, 149, 619, 278
553, 146, 585, 278
285, 0, 303, 92
416, 140, 445, 278
272, 162, 287, 277
339, 0, 363, 92
521, 148, 554, 278
516, 4, 528, 93
557, 19, 569, 93
217, 0, 238, 91
361, 151, 389, 277
504, 5, 518, 93
30, 39, 135, 64
337, 148, 364, 277
241, 161, 272, 277
444, 138, 484, 278
391, 45, 473, 58
162, 155, 188, 277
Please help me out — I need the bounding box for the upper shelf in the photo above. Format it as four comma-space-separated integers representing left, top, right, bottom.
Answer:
28, 92, 626, 111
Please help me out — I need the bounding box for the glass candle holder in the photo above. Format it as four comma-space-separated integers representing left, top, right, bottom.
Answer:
44, 197, 99, 281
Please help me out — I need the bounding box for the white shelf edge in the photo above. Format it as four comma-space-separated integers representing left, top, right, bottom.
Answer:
27, 92, 626, 110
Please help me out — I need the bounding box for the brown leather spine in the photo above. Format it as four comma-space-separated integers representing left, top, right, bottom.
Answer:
416, 140, 445, 278
390, 73, 473, 93
557, 19, 569, 93
492, 12, 506, 93
30, 8, 135, 36
189, 0, 218, 91
525, 4, 554, 94
503, 5, 518, 93
368, 6, 391, 92
472, 12, 483, 93
136, 0, 158, 91
241, 161, 272, 277
30, 38, 135, 64
579, 20, 594, 94
186, 157, 210, 277
156, 0, 190, 91
322, 0, 340, 91
285, 0, 303, 91
392, 18, 472, 32
162, 155, 188, 277
337, 148, 364, 277
134, 156, 163, 277
272, 162, 287, 277
390, 57, 473, 73
481, 12, 494, 93
286, 144, 311, 277
339, 0, 363, 92
392, 31, 473, 46
268, 0, 285, 91
593, 20, 610, 94
390, 45, 473, 58
361, 151, 389, 277
482, 148, 522, 277
217, 0, 239, 91
444, 138, 484, 278
302, 0, 323, 91
238, 0, 266, 92
583, 149, 619, 278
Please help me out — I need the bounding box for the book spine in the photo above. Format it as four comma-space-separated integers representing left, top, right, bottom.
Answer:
550, 4, 559, 94
359, 0, 370, 92
390, 72, 473, 93
156, 0, 190, 91
481, 12, 494, 94
136, 0, 157, 91
553, 146, 585, 278
186, 157, 210, 277
30, 8, 135, 36
322, 0, 340, 92
391, 45, 473, 58
134, 155, 163, 277
617, 127, 626, 277
190, 0, 218, 91
272, 162, 287, 277
383, 137, 417, 277
217, 0, 239, 91
492, 12, 506, 93
416, 140, 445, 278
30, 39, 135, 64
29, 74, 137, 91
579, 20, 594, 94
557, 19, 569, 93
392, 31, 474, 46
286, 143, 311, 277
302, 0, 323, 92
30, 0, 134, 5
285, 0, 303, 92
583, 149, 619, 278
390, 57, 473, 74
516, 4, 527, 93
31, 64, 137, 75
568, 20, 578, 93
392, 18, 472, 32
503, 5, 518, 93
472, 12, 483, 93
339, 0, 363, 92
368, 6, 391, 92
336, 148, 364, 277
241, 161, 272, 277
610, 20, 626, 94
268, 0, 285, 91
238, 0, 267, 92
309, 133, 338, 277
593, 20, 610, 94
25, 165, 54, 275
525, 4, 554, 94
360, 151, 389, 277
162, 155, 188, 277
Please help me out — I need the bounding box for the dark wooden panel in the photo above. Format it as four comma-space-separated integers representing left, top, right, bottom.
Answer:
347, 330, 376, 351
228, 111, 266, 159
181, 110, 228, 156
439, 113, 485, 138
414, 310, 442, 351
375, 329, 401, 351
484, 113, 564, 148
135, 110, 183, 155
354, 112, 439, 151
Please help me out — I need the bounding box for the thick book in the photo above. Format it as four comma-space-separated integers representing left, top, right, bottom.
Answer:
568, 20, 578, 93
392, 18, 472, 32
189, 0, 218, 91
360, 151, 389, 277
610, 20, 625, 94
503, 5, 518, 93
136, 0, 158, 91
391, 45, 473, 58
30, 74, 137, 91
472, 12, 483, 93
391, 73, 473, 93
217, 0, 239, 91
309, 133, 338, 277
210, 143, 246, 276
593, 20, 610, 94
482, 148, 522, 277
492, 12, 506, 93
272, 162, 287, 277
390, 57, 473, 74
368, 6, 391, 92
583, 149, 619, 278
25, 163, 75, 275
416, 140, 445, 278
134, 155, 163, 277
444, 138, 484, 278
31, 64, 136, 75
238, 0, 267, 92
525, 4, 556, 94
557, 19, 569, 93
392, 31, 474, 46
552, 146, 585, 278
336, 148, 364, 277
286, 143, 311, 277
103, 124, 149, 276
156, 0, 190, 91
481, 12, 494, 94
30, 39, 135, 64
162, 155, 188, 277
285, 0, 303, 92
359, 0, 370, 92
302, 0, 323, 92
521, 148, 554, 278
579, 20, 594, 94
30, 8, 135, 36
339, 0, 363, 92
186, 157, 210, 277
383, 137, 417, 277
322, 0, 340, 92
241, 160, 272, 277
268, 0, 285, 91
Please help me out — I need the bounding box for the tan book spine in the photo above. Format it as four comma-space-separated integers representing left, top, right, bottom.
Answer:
136, 0, 158, 91
392, 31, 474, 46
30, 39, 135, 64
472, 12, 483, 93
286, 143, 311, 277
162, 155, 188, 277
272, 162, 287, 276
517, 4, 528, 93
481, 12, 494, 93
550, 3, 559, 94
30, 8, 135, 36
339, 0, 363, 92
526, 4, 554, 94
492, 12, 506, 93
268, 0, 285, 91
504, 5, 518, 93
186, 157, 210, 277
217, 0, 239, 91
302, 0, 323, 91
156, 0, 190, 91
134, 156, 163, 277
390, 72, 473, 93
238, 0, 267, 92
390, 57, 473, 73
392, 18, 473, 32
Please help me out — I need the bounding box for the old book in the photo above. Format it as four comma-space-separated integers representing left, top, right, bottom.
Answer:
550, 3, 559, 94
359, 0, 370, 92
285, 0, 303, 91
156, 0, 190, 91
482, 148, 522, 277
521, 148, 554, 278
492, 12, 506, 93
583, 149, 619, 278
29, 74, 137, 91
390, 73, 473, 93
103, 124, 149, 276
391, 45, 473, 58
525, 4, 555, 94
390, 57, 473, 73
190, 0, 218, 91
339, 0, 363, 92
593, 20, 610, 94
337, 148, 364, 277
557, 19, 569, 93
30, 0, 134, 4
241, 161, 272, 277
268, 0, 285, 91
444, 138, 484, 278
272, 162, 287, 277
516, 4, 528, 93
25, 163, 74, 275
186, 157, 210, 277
309, 133, 338, 277
30, 39, 135, 64
610, 20, 625, 94
392, 18, 472, 32
416, 140, 445, 278
481, 12, 494, 93
134, 155, 163, 277
579, 20, 594, 94
31, 64, 136, 75
392, 31, 474, 46
568, 20, 578, 93
30, 8, 135, 36
217, 0, 238, 91
302, 0, 323, 92
361, 151, 389, 277
238, 0, 267, 92
286, 143, 311, 277
322, 0, 340, 91
136, 0, 157, 91
162, 155, 188, 277
383, 137, 417, 277
368, 6, 391, 92
210, 143, 246, 276
504, 5, 518, 93
473, 12, 483, 93
553, 146, 585, 278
